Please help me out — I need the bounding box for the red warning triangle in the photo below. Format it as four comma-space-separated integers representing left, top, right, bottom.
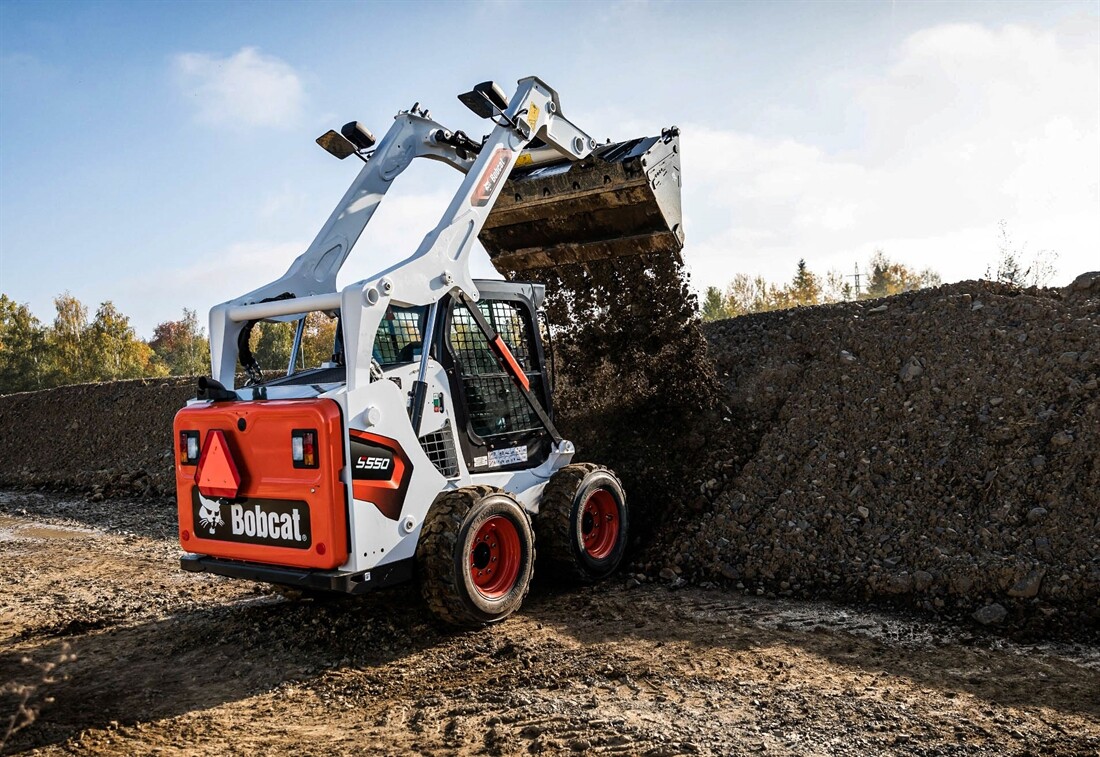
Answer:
196, 429, 241, 498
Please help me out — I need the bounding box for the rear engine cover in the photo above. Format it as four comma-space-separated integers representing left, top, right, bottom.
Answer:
174, 399, 348, 570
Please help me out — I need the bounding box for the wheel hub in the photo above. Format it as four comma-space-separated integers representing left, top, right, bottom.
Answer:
469, 515, 522, 599
581, 489, 620, 560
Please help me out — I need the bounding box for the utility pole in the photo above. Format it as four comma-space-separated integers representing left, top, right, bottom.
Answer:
847, 263, 864, 298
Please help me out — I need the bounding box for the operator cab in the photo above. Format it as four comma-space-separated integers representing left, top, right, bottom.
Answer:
243, 280, 555, 474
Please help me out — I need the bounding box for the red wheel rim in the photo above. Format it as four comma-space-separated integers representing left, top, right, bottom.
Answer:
581, 489, 620, 560
469, 515, 522, 599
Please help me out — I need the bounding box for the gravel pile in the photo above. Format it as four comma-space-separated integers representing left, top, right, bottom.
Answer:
652, 274, 1099, 634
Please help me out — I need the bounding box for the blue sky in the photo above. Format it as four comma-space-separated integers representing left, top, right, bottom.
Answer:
1, 0, 1097, 337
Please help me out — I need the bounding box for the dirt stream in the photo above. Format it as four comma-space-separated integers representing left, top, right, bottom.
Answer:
2, 491, 1099, 756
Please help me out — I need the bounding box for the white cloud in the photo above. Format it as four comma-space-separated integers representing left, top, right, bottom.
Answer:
174, 47, 304, 128
120, 239, 306, 336
120, 187, 504, 336
682, 20, 1100, 292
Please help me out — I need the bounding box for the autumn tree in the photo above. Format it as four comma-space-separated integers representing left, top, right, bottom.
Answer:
299, 312, 338, 368
864, 250, 941, 298
701, 253, 941, 321
150, 308, 210, 376
87, 301, 166, 381
789, 259, 822, 306
250, 321, 295, 372
49, 293, 91, 383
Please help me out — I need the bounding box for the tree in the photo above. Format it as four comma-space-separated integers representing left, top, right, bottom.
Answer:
150, 308, 210, 376
789, 259, 822, 306
251, 321, 295, 371
864, 250, 940, 299
88, 301, 167, 381
700, 286, 731, 321
985, 220, 1059, 287
823, 269, 852, 302
49, 292, 91, 384
0, 295, 51, 393
300, 312, 338, 368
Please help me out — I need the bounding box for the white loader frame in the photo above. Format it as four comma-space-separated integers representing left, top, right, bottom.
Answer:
199, 77, 599, 578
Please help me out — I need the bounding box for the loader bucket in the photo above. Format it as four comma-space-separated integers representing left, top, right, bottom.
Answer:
480, 129, 683, 274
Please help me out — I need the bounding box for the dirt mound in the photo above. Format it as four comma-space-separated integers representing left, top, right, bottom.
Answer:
651, 279, 1099, 634
0, 377, 194, 500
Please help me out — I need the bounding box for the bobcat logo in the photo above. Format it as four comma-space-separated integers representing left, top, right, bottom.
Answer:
198, 499, 224, 535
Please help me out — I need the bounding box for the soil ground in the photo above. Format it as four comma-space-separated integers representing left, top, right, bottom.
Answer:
2, 491, 1097, 756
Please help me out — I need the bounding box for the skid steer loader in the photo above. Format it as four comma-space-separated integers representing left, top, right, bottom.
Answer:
174, 77, 683, 626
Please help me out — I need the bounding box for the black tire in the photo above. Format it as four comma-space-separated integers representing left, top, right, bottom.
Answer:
417, 485, 535, 627
536, 463, 628, 582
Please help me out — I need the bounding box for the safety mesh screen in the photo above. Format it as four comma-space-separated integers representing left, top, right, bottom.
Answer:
420, 420, 460, 478
449, 301, 542, 438
374, 306, 425, 366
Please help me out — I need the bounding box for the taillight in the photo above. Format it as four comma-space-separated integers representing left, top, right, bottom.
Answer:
291, 429, 318, 468
179, 431, 200, 465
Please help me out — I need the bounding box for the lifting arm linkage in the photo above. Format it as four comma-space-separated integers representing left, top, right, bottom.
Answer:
369, 76, 600, 308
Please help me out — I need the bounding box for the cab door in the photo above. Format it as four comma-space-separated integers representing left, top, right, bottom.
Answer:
440, 293, 553, 474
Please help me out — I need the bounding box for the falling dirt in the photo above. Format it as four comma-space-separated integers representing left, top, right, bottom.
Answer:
507, 252, 721, 537
2, 490, 1098, 756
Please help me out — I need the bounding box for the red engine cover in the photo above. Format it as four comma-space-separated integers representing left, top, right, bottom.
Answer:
174, 399, 348, 570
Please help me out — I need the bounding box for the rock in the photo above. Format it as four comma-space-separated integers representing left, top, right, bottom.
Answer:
1026, 507, 1048, 524
868, 305, 888, 313
1063, 270, 1100, 300
882, 573, 913, 594
899, 357, 924, 382
1007, 569, 1045, 599
972, 603, 1008, 626
856, 506, 870, 520
1051, 431, 1073, 447
839, 350, 857, 363
971, 301, 984, 311
913, 570, 934, 592
658, 567, 677, 581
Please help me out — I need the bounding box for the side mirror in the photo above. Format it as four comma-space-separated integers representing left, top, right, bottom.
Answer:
316, 130, 358, 160
458, 81, 509, 119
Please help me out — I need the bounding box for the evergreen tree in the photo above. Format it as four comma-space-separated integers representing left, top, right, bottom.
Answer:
789, 259, 822, 306
700, 286, 731, 321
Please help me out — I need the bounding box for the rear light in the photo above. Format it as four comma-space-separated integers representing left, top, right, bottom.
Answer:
179, 431, 200, 465
291, 429, 318, 468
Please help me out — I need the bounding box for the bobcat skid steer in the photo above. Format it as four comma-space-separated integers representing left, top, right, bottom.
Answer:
174, 77, 683, 626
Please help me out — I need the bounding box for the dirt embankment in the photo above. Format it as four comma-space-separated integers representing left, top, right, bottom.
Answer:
653, 278, 1100, 635
0, 377, 193, 500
